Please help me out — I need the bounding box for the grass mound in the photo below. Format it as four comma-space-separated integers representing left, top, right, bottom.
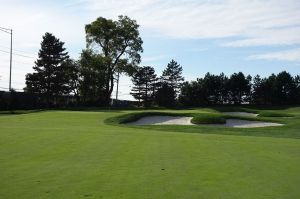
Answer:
191, 113, 226, 124
258, 111, 293, 117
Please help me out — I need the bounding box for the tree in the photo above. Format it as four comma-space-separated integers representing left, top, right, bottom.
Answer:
274, 71, 297, 104
294, 75, 300, 104
179, 81, 206, 106
25, 32, 70, 106
155, 82, 176, 107
79, 49, 107, 105
85, 15, 143, 105
161, 59, 184, 95
201, 73, 228, 104
227, 72, 251, 104
130, 66, 157, 107
252, 75, 264, 104
62, 59, 80, 97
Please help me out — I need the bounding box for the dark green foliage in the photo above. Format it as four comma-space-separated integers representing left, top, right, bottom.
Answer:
227, 72, 252, 104
252, 71, 300, 105
79, 49, 107, 104
179, 81, 205, 106
161, 59, 184, 94
200, 73, 228, 104
25, 32, 70, 105
85, 15, 143, 105
179, 71, 299, 106
130, 66, 157, 107
62, 59, 80, 96
155, 83, 176, 107
179, 72, 230, 105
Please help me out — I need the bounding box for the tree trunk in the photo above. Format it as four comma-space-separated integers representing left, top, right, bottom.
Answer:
104, 70, 114, 106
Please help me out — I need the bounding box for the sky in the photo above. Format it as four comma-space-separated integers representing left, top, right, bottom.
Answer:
0, 0, 300, 100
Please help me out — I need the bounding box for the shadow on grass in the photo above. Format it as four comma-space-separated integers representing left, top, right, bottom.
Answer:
0, 109, 45, 116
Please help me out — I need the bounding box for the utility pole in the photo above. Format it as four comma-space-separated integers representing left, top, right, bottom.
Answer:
9, 29, 12, 91
0, 26, 13, 91
115, 72, 120, 101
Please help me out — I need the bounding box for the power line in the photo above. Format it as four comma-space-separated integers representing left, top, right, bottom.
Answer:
0, 26, 11, 31
0, 86, 23, 91
0, 45, 35, 55
0, 27, 11, 34
10, 60, 33, 65
0, 59, 34, 65
0, 49, 35, 59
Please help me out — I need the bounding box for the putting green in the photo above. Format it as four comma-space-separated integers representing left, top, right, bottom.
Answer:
0, 107, 300, 199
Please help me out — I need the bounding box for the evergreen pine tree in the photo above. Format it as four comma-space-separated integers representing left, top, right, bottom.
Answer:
130, 66, 157, 107
161, 59, 184, 95
25, 32, 70, 105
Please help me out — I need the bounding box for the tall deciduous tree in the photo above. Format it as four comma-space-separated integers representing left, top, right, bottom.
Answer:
79, 49, 107, 104
161, 59, 184, 95
85, 15, 143, 105
25, 32, 69, 105
130, 66, 157, 107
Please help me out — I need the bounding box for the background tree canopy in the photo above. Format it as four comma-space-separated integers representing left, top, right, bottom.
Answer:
20, 16, 299, 109
85, 15, 143, 105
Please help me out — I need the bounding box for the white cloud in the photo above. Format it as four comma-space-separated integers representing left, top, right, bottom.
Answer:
79, 0, 300, 46
1, 0, 300, 95
223, 27, 300, 47
249, 48, 300, 62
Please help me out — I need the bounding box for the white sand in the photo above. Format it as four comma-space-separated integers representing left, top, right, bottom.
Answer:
128, 116, 194, 125
208, 119, 283, 128
127, 116, 283, 128
224, 112, 259, 117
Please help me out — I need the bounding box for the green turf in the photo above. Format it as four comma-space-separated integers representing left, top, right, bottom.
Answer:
0, 107, 300, 198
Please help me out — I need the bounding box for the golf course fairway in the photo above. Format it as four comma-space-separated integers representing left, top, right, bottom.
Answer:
0, 107, 300, 199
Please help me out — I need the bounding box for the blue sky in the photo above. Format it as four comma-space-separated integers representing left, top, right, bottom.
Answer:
0, 0, 300, 99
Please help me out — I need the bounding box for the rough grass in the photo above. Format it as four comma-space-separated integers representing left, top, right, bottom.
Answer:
258, 111, 294, 117
0, 107, 300, 199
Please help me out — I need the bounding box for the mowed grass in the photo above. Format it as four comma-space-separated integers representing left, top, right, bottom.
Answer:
0, 107, 300, 198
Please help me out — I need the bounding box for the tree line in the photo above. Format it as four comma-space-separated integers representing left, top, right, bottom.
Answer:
24, 15, 300, 107
129, 66, 300, 106
179, 71, 300, 106
130, 59, 184, 107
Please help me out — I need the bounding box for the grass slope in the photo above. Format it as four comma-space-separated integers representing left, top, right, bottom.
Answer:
0, 107, 300, 198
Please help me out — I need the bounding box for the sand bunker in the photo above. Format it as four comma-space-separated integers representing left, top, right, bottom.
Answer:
224, 112, 259, 117
208, 119, 283, 128
127, 116, 283, 128
128, 116, 194, 125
